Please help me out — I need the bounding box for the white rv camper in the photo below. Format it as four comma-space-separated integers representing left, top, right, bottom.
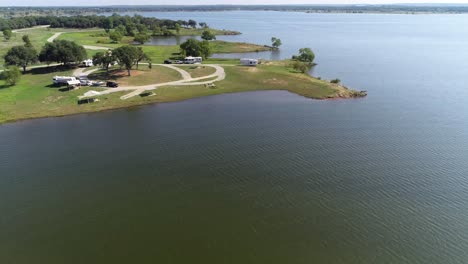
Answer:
53, 76, 77, 85
184, 56, 202, 64
240, 58, 258, 66
82, 59, 93, 67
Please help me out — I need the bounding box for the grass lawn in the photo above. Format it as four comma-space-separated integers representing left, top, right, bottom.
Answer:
174, 65, 217, 78
210, 40, 270, 53
0, 63, 364, 124
88, 66, 181, 86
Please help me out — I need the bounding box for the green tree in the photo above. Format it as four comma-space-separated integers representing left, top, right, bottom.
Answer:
293, 48, 315, 63
109, 31, 123, 43
188, 19, 197, 28
291, 60, 310, 73
2, 28, 12, 41
135, 47, 148, 70
199, 22, 208, 28
39, 40, 86, 65
271, 37, 282, 49
180, 39, 212, 59
1, 66, 21, 86
92, 50, 115, 72
113, 45, 140, 76
103, 17, 114, 33
201, 30, 216, 41
4, 45, 38, 72
22, 35, 33, 47
175, 23, 181, 35
134, 32, 150, 45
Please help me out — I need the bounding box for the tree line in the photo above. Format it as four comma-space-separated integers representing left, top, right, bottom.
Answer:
0, 14, 200, 32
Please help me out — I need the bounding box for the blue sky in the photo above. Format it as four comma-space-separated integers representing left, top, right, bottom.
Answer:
2, 0, 468, 6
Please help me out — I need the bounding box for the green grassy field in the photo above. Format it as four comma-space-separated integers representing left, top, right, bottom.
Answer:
174, 65, 217, 78
0, 63, 364, 124
88, 66, 181, 86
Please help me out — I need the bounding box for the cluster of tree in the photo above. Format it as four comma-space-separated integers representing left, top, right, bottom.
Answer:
4, 36, 87, 74
39, 40, 87, 65
93, 45, 149, 76
291, 48, 315, 73
179, 39, 211, 59
0, 14, 201, 33
4, 34, 38, 72
201, 30, 216, 41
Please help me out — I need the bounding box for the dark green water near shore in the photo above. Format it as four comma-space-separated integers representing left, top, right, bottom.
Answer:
2, 12, 468, 263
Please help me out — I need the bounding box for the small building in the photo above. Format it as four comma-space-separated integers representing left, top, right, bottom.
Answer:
184, 56, 203, 64
240, 58, 258, 66
82, 59, 93, 67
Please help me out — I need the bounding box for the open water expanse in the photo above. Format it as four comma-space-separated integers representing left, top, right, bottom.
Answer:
2, 11, 468, 263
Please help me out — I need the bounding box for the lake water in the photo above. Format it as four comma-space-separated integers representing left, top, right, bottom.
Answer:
2, 11, 468, 263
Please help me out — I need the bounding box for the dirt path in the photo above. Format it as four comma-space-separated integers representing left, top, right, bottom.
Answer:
12, 25, 50, 33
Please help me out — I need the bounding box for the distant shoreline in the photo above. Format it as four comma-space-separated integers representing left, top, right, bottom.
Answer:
3, 5, 468, 18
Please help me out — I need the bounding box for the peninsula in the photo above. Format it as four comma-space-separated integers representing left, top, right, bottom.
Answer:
0, 14, 366, 124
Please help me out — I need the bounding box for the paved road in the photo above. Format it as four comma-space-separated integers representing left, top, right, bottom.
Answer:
80, 64, 226, 100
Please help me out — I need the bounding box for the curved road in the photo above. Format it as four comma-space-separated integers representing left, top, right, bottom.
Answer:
46, 32, 226, 100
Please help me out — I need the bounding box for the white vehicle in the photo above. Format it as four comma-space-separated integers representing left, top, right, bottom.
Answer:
184, 56, 202, 64
240, 58, 258, 66
53, 76, 77, 85
82, 59, 93, 67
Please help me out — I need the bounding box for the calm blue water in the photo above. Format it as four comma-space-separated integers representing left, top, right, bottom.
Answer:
2, 12, 468, 263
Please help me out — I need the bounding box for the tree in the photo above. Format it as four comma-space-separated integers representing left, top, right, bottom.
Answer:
39, 40, 87, 65
4, 45, 38, 72
92, 50, 115, 72
22, 35, 33, 47
135, 47, 148, 70
188, 19, 197, 28
134, 32, 150, 45
175, 23, 181, 35
271, 37, 282, 49
201, 30, 216, 41
2, 28, 12, 41
180, 39, 212, 59
291, 61, 310, 73
103, 17, 113, 33
113, 45, 139, 76
199, 22, 208, 28
1, 66, 21, 86
109, 31, 123, 43
293, 48, 315, 63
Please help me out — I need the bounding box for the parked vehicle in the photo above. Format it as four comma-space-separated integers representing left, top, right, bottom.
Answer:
53, 76, 77, 85
106, 81, 119, 88
92, 81, 105, 87
81, 59, 93, 67
184, 56, 202, 64
174, 60, 184, 64
240, 58, 259, 66
164, 60, 173, 64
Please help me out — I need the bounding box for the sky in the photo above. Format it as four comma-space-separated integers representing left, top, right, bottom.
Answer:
2, 0, 468, 6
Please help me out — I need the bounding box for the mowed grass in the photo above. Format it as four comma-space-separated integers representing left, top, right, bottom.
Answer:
210, 40, 270, 53
174, 65, 217, 78
88, 65, 181, 86
0, 63, 361, 124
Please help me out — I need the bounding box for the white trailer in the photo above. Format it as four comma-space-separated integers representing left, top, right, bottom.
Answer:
82, 59, 93, 67
240, 58, 258, 66
184, 56, 203, 64
53, 76, 77, 85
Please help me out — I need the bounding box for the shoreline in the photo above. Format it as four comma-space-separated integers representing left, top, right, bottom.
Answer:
0, 89, 365, 126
